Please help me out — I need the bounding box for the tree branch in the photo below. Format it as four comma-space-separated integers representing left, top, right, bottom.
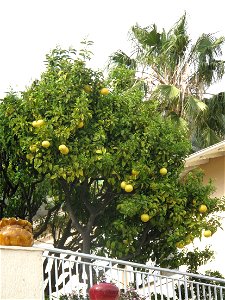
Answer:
57, 219, 73, 249
33, 202, 61, 239
59, 178, 85, 235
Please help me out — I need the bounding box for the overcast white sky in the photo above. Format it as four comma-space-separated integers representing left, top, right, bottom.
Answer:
1, 0, 225, 98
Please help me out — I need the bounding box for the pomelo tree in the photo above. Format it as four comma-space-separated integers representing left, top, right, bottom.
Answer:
0, 92, 53, 221
0, 46, 224, 268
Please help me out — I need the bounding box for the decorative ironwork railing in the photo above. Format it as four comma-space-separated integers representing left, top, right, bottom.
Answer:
35, 246, 225, 300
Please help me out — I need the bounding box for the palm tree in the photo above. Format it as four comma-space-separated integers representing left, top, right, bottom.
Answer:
110, 14, 225, 150
192, 92, 225, 150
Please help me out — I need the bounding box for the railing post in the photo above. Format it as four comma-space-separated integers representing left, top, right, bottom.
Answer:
0, 245, 43, 300
184, 275, 189, 300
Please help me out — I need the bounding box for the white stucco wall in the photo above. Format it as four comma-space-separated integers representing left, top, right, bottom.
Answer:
0, 246, 43, 300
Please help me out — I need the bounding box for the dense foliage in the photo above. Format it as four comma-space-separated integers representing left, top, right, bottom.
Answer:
0, 46, 224, 269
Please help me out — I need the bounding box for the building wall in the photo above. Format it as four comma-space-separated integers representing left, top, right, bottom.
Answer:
187, 156, 225, 276
199, 156, 225, 198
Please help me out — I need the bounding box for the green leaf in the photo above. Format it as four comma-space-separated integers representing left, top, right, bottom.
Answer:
189, 96, 208, 112
157, 84, 180, 99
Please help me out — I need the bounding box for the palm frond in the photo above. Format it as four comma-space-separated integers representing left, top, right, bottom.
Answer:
131, 24, 161, 49
192, 126, 222, 150
166, 13, 190, 59
204, 92, 225, 135
185, 96, 208, 117
169, 111, 188, 130
109, 50, 137, 69
191, 34, 225, 86
156, 84, 180, 99
191, 92, 225, 149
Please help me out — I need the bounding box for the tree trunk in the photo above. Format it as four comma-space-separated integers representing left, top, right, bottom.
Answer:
81, 231, 93, 290
82, 231, 91, 254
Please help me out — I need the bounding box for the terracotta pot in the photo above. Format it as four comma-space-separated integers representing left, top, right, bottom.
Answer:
89, 282, 120, 300
0, 218, 34, 247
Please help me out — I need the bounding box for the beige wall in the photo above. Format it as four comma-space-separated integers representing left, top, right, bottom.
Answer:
188, 156, 225, 276
199, 156, 225, 198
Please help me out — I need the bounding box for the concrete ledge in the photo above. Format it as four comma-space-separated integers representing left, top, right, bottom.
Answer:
0, 245, 44, 251
0, 246, 43, 300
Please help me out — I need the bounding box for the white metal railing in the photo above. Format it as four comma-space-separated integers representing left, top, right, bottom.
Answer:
35, 245, 225, 300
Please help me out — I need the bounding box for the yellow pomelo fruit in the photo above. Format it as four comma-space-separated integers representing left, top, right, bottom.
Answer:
36, 119, 45, 127
120, 181, 126, 189
78, 121, 84, 128
199, 204, 207, 213
26, 153, 34, 160
159, 167, 167, 175
59, 145, 69, 155
100, 88, 110, 95
32, 121, 38, 127
29, 145, 37, 152
124, 184, 133, 193
141, 214, 150, 222
84, 85, 92, 93
132, 169, 139, 176
203, 230, 212, 238
42, 141, 50, 148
